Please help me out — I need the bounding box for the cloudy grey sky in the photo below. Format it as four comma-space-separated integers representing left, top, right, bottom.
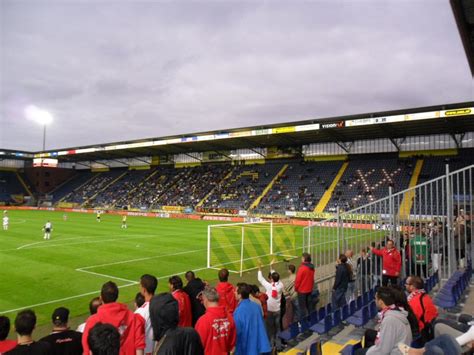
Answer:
1, 0, 472, 152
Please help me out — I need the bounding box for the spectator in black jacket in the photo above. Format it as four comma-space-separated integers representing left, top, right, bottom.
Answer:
40, 307, 82, 355
357, 248, 372, 295
332, 254, 351, 309
183, 271, 206, 326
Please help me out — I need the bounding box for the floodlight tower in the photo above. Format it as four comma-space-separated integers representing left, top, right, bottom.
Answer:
25, 105, 53, 151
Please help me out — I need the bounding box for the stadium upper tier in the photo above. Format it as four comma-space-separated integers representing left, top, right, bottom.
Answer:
23, 149, 470, 214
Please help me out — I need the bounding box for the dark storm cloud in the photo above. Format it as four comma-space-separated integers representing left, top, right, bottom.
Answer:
0, 0, 472, 151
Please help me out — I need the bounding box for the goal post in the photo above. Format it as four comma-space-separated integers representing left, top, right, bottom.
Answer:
207, 220, 299, 276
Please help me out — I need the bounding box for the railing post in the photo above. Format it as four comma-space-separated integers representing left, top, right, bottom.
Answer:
337, 206, 342, 255
389, 186, 396, 242
445, 164, 454, 278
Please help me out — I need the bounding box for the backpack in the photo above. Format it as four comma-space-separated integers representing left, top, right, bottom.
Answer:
419, 293, 435, 344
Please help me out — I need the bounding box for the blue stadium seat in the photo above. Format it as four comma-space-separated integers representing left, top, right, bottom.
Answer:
318, 306, 326, 321
332, 309, 342, 327
356, 295, 363, 310
310, 314, 332, 334
349, 300, 356, 316
347, 305, 369, 327
309, 310, 319, 326
340, 341, 362, 355
277, 321, 299, 342
369, 301, 377, 318
342, 304, 350, 320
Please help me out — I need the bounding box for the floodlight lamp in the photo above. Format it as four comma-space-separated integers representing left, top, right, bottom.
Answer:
25, 105, 53, 125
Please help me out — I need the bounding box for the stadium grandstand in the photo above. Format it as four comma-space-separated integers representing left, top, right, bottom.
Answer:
1, 101, 474, 353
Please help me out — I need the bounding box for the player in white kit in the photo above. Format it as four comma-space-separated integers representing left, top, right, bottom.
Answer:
43, 221, 53, 240
2, 214, 8, 231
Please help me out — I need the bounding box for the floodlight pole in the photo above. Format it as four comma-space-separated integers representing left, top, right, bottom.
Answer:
42, 124, 46, 151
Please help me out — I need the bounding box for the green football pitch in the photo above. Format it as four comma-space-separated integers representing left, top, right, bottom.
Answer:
0, 210, 385, 328
0, 210, 305, 326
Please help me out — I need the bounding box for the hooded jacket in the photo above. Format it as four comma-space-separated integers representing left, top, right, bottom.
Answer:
149, 293, 203, 355
81, 302, 145, 355
195, 305, 236, 355
295, 262, 315, 293
216, 282, 237, 314
372, 247, 401, 277
366, 308, 413, 355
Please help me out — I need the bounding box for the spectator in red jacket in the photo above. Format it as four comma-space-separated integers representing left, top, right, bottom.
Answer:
195, 286, 236, 355
294, 252, 315, 321
370, 240, 401, 286
0, 316, 16, 354
169, 275, 192, 327
406, 275, 438, 333
216, 269, 237, 314
81, 281, 145, 355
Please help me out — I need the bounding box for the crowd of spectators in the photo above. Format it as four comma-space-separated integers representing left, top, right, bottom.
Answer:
256, 161, 341, 213
156, 165, 232, 207
63, 171, 123, 205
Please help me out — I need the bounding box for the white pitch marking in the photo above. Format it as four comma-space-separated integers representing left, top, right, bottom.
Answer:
14, 234, 162, 251
76, 269, 139, 284
0, 266, 210, 314
0, 282, 137, 314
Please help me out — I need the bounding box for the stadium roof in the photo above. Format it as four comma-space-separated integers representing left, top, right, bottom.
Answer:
2, 101, 474, 162
451, 0, 474, 77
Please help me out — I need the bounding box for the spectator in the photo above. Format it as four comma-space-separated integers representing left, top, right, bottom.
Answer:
428, 218, 443, 273
149, 293, 203, 355
40, 307, 82, 355
216, 269, 237, 315
194, 286, 236, 355
294, 252, 315, 321
168, 275, 192, 327
0, 316, 16, 353
355, 287, 412, 355
398, 325, 474, 355
281, 264, 297, 327
369, 240, 401, 286
345, 249, 356, 302
390, 286, 420, 341
87, 323, 120, 355
357, 248, 372, 295
405, 276, 438, 342
283, 264, 297, 301
183, 271, 206, 326
134, 293, 145, 310
81, 281, 145, 355
135, 274, 157, 355
248, 285, 264, 317
332, 254, 351, 309
233, 283, 271, 355
369, 242, 382, 287
77, 297, 102, 333
6, 309, 51, 355
257, 261, 284, 351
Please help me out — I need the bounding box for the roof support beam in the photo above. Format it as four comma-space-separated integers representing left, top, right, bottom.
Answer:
389, 138, 400, 151
249, 148, 266, 157
183, 152, 202, 162
213, 151, 233, 160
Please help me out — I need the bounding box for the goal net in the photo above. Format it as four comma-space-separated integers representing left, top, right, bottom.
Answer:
207, 221, 300, 276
